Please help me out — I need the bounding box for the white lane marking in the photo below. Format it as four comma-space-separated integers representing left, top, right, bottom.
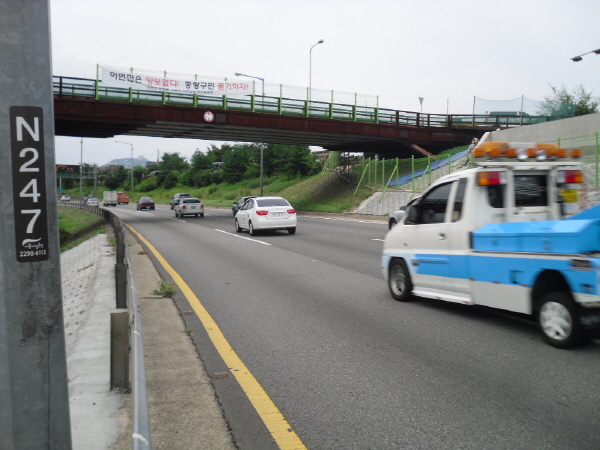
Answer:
301, 215, 386, 224
215, 229, 272, 246
167, 215, 209, 221
372, 239, 384, 241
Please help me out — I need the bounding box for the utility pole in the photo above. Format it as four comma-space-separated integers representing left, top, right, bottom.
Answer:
0, 2, 73, 449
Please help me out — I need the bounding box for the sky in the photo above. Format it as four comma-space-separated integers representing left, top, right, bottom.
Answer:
49, 0, 600, 166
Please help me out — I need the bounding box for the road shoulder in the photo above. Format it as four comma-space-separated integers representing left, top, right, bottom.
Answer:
115, 232, 235, 450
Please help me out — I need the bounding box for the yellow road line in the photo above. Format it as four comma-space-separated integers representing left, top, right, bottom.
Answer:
126, 224, 307, 450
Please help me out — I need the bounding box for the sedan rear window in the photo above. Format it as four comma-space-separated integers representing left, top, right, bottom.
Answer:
256, 198, 290, 207
183, 199, 201, 204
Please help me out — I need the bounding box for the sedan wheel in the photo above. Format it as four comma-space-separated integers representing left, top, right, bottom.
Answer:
388, 259, 413, 302
175, 210, 179, 217
538, 292, 587, 348
235, 219, 242, 233
249, 221, 256, 236
288, 227, 296, 235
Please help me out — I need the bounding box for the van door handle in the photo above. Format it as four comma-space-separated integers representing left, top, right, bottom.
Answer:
438, 233, 446, 240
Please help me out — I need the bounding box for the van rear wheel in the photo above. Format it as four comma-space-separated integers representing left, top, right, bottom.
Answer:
388, 259, 413, 302
538, 292, 588, 348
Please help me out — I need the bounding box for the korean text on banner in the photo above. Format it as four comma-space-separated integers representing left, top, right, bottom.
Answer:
100, 66, 253, 96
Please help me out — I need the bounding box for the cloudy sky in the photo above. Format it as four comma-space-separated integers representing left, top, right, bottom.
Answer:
50, 0, 600, 165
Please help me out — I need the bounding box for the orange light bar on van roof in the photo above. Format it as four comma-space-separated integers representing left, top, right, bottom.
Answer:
473, 142, 509, 158
473, 142, 581, 161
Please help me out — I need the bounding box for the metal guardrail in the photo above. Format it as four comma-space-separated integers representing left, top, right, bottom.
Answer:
53, 75, 559, 129
60, 202, 151, 449
122, 223, 151, 450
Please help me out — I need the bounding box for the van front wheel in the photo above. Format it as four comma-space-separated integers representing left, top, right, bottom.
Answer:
388, 259, 413, 302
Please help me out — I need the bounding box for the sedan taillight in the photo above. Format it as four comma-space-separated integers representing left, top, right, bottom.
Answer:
256, 210, 269, 216
287, 209, 296, 214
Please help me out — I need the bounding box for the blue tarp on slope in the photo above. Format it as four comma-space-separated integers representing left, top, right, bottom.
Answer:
387, 149, 470, 187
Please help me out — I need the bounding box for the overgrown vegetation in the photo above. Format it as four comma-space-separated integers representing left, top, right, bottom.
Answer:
151, 279, 177, 298
537, 84, 599, 117
58, 206, 105, 252
61, 143, 470, 213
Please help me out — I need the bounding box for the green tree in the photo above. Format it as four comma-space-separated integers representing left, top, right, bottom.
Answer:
104, 175, 120, 189
133, 165, 148, 184
537, 84, 598, 117
163, 172, 178, 189
270, 144, 314, 178
221, 145, 250, 183
63, 177, 75, 190
113, 166, 129, 185
190, 150, 214, 172
193, 170, 213, 187
205, 143, 226, 163
160, 152, 189, 172
182, 171, 195, 186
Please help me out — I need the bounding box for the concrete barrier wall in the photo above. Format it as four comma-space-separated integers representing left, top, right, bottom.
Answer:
488, 113, 600, 143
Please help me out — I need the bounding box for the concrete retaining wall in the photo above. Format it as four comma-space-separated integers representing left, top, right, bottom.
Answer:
488, 113, 600, 143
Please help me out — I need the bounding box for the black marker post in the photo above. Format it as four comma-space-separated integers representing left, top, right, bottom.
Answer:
0, 2, 72, 449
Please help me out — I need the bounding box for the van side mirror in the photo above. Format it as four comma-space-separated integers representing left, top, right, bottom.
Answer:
406, 203, 420, 224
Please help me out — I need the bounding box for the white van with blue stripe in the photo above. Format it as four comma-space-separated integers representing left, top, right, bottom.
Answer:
382, 141, 600, 348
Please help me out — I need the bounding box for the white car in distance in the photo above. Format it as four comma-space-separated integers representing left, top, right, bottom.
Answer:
234, 196, 297, 235
85, 197, 99, 207
174, 198, 204, 217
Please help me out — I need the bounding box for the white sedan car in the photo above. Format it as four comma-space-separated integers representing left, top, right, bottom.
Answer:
85, 197, 99, 207
174, 197, 204, 217
234, 196, 297, 235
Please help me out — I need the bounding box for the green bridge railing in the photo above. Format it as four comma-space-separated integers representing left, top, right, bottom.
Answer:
53, 75, 560, 130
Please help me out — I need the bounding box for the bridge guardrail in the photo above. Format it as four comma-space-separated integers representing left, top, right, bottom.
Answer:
53, 76, 559, 130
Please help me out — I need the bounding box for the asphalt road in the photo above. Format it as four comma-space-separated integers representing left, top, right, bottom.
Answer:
112, 204, 600, 450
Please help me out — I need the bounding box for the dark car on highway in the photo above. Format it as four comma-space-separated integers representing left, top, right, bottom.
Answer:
170, 193, 191, 209
232, 196, 256, 216
137, 196, 155, 211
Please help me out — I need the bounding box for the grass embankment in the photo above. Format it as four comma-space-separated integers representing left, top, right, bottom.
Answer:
63, 145, 469, 214
66, 171, 377, 213
58, 206, 106, 252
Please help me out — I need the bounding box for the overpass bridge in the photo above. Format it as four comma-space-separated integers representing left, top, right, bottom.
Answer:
53, 76, 549, 158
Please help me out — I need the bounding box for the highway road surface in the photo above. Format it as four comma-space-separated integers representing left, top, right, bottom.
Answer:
111, 204, 600, 450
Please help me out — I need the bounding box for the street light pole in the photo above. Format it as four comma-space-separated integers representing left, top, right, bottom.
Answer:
234, 72, 264, 97
80, 137, 83, 202
571, 48, 600, 62
234, 73, 266, 196
115, 141, 134, 202
309, 39, 324, 103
